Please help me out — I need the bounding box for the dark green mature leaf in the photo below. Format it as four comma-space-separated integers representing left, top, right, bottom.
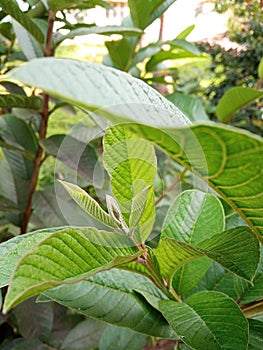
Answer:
99, 325, 146, 350
0, 115, 37, 225
104, 125, 156, 242
7, 58, 189, 127
40, 134, 99, 183
248, 319, 263, 350
192, 262, 249, 301
41, 269, 175, 338
240, 249, 263, 305
61, 318, 105, 350
12, 19, 43, 60
0, 0, 44, 44
216, 87, 263, 123
56, 26, 143, 46
161, 190, 225, 244
155, 226, 259, 284
3, 228, 141, 312
128, 0, 177, 29
159, 291, 248, 350
0, 94, 42, 110
7, 59, 263, 240
167, 93, 209, 121
12, 297, 53, 342
0, 338, 50, 350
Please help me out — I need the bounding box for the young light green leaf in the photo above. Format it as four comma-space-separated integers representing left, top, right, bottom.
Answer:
155, 226, 259, 285
3, 228, 141, 313
41, 269, 176, 338
176, 24, 195, 39
103, 125, 156, 242
129, 186, 150, 230
0, 0, 44, 44
0, 228, 62, 288
59, 181, 119, 230
159, 291, 248, 350
258, 58, 263, 78
216, 87, 263, 123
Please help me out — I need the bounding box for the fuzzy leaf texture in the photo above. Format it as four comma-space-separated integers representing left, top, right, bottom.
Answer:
103, 125, 156, 242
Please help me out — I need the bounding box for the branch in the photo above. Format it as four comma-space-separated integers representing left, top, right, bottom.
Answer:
155, 168, 187, 205
20, 10, 55, 234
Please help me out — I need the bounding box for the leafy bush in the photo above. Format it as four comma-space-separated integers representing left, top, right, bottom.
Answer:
0, 1, 262, 349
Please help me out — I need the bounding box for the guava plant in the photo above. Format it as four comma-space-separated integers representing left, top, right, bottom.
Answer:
0, 57, 262, 349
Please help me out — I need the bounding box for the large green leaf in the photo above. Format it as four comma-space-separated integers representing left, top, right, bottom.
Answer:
6, 59, 263, 240
41, 269, 176, 338
3, 228, 142, 312
161, 189, 225, 296
132, 123, 263, 241
155, 226, 259, 285
216, 87, 263, 123
103, 125, 156, 242
159, 291, 248, 350
0, 0, 44, 44
6, 58, 189, 127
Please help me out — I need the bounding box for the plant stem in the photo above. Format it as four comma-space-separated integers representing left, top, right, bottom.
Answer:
20, 10, 55, 234
155, 168, 187, 205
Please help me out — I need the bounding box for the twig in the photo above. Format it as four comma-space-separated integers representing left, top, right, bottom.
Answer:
20, 10, 55, 234
155, 168, 187, 205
